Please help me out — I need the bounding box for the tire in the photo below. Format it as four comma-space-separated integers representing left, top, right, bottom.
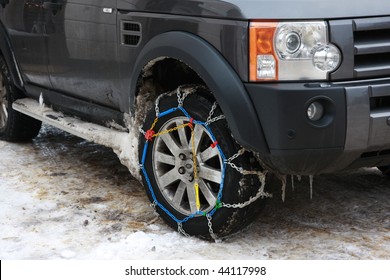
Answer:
139, 86, 267, 239
0, 56, 41, 142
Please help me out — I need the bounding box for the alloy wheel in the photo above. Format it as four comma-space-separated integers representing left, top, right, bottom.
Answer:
152, 116, 222, 215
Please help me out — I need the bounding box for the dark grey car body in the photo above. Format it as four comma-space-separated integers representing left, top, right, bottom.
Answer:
1, 0, 390, 175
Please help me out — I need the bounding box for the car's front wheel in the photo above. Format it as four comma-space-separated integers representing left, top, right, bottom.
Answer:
138, 85, 269, 239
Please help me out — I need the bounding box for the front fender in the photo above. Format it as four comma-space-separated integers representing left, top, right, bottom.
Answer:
0, 20, 23, 89
130, 31, 268, 153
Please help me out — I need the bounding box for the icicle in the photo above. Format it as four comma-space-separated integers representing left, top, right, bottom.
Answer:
39, 93, 44, 107
297, 175, 302, 182
280, 175, 287, 202
309, 175, 314, 199
291, 175, 295, 191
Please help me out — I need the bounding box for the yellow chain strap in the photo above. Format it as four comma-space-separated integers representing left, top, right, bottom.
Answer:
147, 118, 201, 211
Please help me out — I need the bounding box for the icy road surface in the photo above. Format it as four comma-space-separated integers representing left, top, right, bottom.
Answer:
1, 125, 390, 259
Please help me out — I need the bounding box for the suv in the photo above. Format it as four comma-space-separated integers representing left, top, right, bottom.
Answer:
1, 0, 390, 239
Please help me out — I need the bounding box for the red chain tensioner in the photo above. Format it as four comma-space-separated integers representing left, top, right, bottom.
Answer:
145, 129, 155, 141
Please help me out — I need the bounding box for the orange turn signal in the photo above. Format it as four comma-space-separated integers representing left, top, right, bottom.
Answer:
249, 22, 278, 81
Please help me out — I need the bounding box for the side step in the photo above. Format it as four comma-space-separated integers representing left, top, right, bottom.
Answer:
12, 98, 128, 150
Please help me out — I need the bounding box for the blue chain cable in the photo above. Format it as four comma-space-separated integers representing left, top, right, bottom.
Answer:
140, 106, 227, 225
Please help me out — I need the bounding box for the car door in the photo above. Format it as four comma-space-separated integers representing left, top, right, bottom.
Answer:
46, 0, 121, 109
1, 0, 51, 88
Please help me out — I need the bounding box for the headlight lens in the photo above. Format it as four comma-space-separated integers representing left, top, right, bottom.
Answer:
313, 44, 342, 71
284, 32, 301, 54
250, 21, 341, 81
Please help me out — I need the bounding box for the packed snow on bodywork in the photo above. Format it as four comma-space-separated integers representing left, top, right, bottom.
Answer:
1, 125, 390, 259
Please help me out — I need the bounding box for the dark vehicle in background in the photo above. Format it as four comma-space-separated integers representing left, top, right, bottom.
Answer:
1, 0, 390, 239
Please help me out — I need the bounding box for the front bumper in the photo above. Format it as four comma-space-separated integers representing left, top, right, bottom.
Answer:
245, 78, 390, 175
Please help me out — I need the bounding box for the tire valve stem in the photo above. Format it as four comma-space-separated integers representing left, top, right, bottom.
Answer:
194, 181, 201, 211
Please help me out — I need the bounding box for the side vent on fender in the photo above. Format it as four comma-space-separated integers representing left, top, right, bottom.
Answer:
121, 21, 142, 47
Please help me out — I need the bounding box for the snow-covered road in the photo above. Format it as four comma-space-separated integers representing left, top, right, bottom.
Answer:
1, 126, 390, 259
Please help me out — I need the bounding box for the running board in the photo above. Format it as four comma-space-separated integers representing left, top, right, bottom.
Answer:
12, 98, 127, 150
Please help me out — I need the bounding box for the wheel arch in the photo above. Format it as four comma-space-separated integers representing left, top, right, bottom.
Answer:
0, 20, 24, 90
130, 31, 268, 153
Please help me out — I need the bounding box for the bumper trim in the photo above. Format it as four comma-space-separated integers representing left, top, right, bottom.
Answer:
345, 83, 390, 152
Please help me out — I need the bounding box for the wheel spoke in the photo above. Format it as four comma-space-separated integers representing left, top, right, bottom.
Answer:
160, 133, 181, 156
200, 146, 219, 162
154, 151, 175, 166
176, 119, 189, 148
199, 165, 222, 184
158, 168, 179, 188
193, 124, 205, 154
172, 181, 186, 206
186, 181, 198, 213
198, 179, 217, 207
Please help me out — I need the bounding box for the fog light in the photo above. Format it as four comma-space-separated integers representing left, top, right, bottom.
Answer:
307, 101, 324, 121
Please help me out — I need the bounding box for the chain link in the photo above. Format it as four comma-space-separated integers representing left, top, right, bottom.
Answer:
206, 102, 217, 122
177, 87, 184, 107
226, 161, 244, 174
154, 91, 171, 117
226, 148, 245, 162
152, 122, 191, 138
222, 186, 272, 209
205, 115, 226, 126
206, 214, 220, 242
205, 102, 225, 126
177, 223, 190, 238
139, 126, 146, 136
177, 86, 192, 107
155, 97, 161, 117
225, 149, 246, 174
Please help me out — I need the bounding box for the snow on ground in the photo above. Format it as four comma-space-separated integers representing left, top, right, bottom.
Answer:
1, 125, 390, 259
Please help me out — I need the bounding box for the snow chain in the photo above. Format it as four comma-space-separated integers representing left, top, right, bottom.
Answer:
139, 86, 271, 242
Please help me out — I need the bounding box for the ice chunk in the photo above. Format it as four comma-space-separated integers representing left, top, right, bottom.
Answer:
309, 175, 314, 199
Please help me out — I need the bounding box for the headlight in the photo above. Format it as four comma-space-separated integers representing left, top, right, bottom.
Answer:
249, 21, 341, 81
